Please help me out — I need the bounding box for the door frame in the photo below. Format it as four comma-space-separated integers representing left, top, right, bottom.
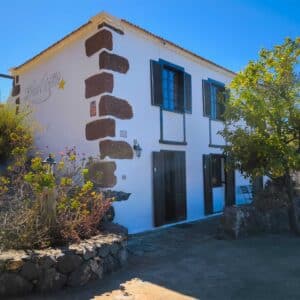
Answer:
152, 150, 187, 227
203, 153, 235, 215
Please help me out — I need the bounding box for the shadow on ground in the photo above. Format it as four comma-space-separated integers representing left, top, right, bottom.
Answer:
13, 217, 300, 300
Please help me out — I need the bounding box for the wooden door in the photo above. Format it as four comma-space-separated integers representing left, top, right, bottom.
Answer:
203, 154, 235, 215
152, 151, 187, 227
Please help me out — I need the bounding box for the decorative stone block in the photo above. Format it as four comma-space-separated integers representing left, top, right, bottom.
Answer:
85, 72, 113, 98
85, 118, 115, 140
87, 161, 117, 187
85, 29, 112, 57
99, 51, 129, 74
99, 95, 133, 119
100, 140, 133, 159
11, 84, 20, 97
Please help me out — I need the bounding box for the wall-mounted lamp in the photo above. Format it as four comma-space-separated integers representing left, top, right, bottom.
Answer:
133, 139, 142, 158
42, 153, 56, 174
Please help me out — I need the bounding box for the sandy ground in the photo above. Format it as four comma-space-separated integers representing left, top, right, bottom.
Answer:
13, 217, 300, 300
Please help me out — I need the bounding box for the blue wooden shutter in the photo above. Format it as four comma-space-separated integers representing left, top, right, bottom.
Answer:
150, 60, 163, 106
202, 80, 211, 117
184, 72, 192, 113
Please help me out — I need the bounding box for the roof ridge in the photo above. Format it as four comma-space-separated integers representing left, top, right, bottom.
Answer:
10, 12, 236, 76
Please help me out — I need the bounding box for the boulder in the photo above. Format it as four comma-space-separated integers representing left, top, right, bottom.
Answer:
89, 258, 103, 279
36, 268, 67, 292
57, 254, 82, 274
98, 244, 111, 258
219, 204, 290, 239
118, 248, 128, 266
103, 254, 120, 273
0, 273, 33, 296
265, 208, 290, 233
68, 262, 91, 286
20, 262, 40, 281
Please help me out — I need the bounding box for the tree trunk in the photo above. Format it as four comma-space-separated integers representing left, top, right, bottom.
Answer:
285, 172, 300, 234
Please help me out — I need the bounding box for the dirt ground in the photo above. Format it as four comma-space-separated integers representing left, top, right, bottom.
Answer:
14, 217, 300, 300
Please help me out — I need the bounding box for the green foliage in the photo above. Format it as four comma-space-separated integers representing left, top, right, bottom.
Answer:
221, 38, 300, 180
0, 103, 33, 164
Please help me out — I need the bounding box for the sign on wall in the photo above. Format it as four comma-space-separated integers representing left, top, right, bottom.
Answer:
24, 72, 65, 104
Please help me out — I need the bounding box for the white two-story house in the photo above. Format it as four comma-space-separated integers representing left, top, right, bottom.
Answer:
8, 12, 252, 233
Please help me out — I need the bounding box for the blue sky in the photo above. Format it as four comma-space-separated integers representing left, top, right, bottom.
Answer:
0, 0, 299, 101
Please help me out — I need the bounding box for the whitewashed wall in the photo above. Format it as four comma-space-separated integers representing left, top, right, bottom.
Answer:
18, 21, 250, 234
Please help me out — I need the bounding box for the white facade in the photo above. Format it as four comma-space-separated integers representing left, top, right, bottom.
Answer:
10, 12, 250, 233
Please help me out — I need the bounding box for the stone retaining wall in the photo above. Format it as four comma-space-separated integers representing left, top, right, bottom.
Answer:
0, 233, 127, 297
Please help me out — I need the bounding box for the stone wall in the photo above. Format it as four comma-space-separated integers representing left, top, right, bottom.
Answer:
218, 204, 291, 239
0, 232, 127, 297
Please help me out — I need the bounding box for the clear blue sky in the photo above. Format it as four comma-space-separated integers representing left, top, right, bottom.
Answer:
0, 0, 299, 101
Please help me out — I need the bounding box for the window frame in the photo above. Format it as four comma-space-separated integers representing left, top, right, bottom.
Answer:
159, 59, 185, 114
203, 78, 226, 122
211, 154, 225, 188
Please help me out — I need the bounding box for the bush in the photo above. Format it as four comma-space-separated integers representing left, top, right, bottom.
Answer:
0, 103, 33, 164
0, 148, 113, 250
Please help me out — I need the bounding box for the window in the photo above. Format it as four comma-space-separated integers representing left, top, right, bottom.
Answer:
211, 155, 224, 187
203, 79, 226, 121
150, 59, 192, 113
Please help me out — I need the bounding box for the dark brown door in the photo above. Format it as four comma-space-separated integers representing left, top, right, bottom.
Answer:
152, 151, 187, 227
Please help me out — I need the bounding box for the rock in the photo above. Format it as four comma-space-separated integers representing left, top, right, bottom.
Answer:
0, 273, 33, 296
292, 198, 300, 232
110, 242, 120, 255
36, 268, 67, 292
98, 244, 111, 258
20, 262, 40, 281
83, 245, 96, 260
89, 259, 103, 279
103, 254, 120, 273
101, 222, 128, 237
38, 255, 56, 269
57, 254, 82, 274
68, 262, 91, 286
220, 204, 291, 239
118, 248, 128, 266
267, 208, 290, 233
6, 258, 24, 272
103, 190, 131, 202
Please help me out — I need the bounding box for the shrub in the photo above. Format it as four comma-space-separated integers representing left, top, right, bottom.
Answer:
0, 103, 33, 165
0, 148, 113, 250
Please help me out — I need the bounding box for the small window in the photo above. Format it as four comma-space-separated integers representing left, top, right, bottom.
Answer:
90, 101, 96, 117
211, 155, 224, 187
150, 60, 192, 113
203, 79, 226, 121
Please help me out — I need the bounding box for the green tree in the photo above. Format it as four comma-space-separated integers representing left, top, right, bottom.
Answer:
221, 38, 300, 230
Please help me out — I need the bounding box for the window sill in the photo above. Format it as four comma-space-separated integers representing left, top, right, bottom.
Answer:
203, 115, 225, 123
159, 139, 187, 146
209, 143, 225, 149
